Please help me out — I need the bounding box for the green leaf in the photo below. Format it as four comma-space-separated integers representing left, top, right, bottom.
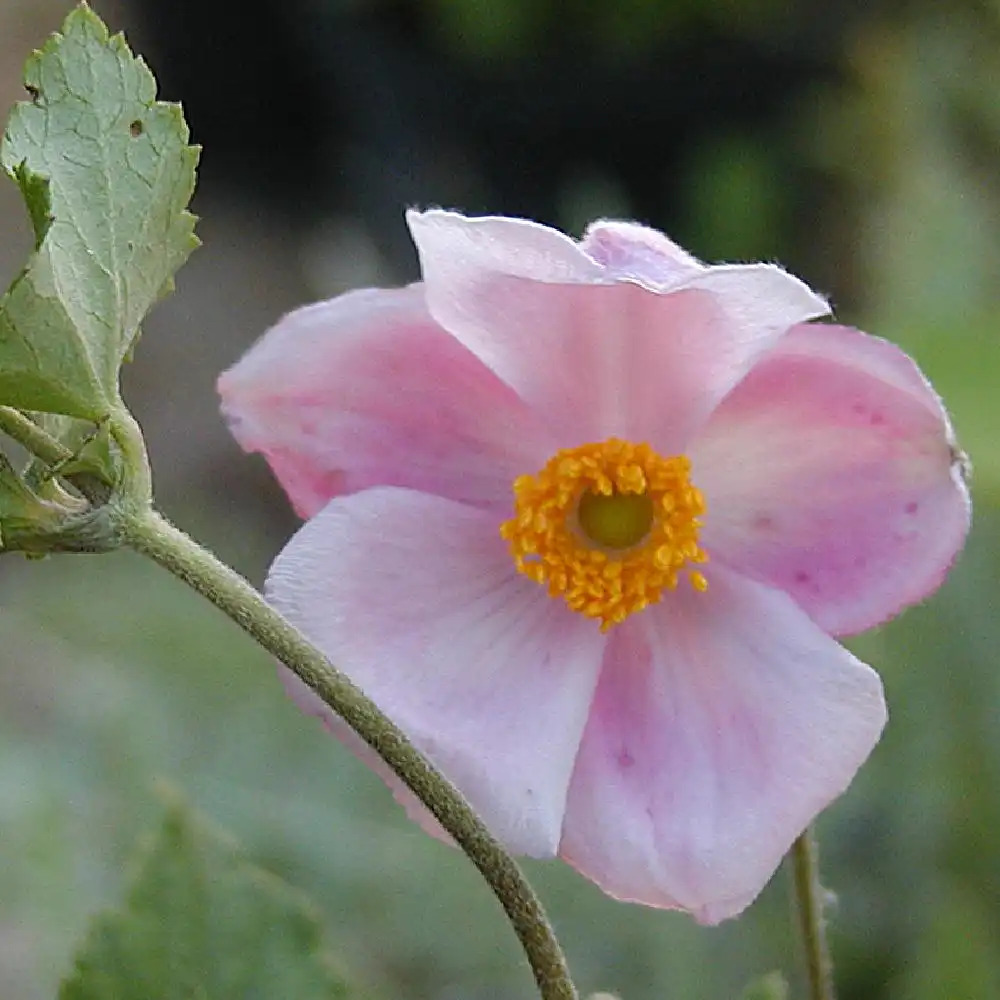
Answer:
0, 452, 62, 549
0, 451, 116, 554
24, 412, 119, 490
0, 3, 199, 419
59, 798, 357, 1000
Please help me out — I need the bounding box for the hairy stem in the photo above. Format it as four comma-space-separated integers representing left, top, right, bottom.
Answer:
791, 827, 836, 1000
121, 507, 578, 1000
109, 405, 152, 508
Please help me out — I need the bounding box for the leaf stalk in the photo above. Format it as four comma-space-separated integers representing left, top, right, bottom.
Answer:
790, 827, 836, 1000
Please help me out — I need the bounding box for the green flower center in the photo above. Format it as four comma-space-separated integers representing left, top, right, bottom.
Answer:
576, 489, 654, 549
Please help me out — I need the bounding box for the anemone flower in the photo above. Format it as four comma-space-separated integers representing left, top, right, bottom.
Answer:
218, 211, 969, 923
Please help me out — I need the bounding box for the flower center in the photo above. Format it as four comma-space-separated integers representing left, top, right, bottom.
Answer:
500, 438, 708, 630
577, 489, 654, 549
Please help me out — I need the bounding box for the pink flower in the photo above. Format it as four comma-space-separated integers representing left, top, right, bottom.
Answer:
218, 211, 970, 923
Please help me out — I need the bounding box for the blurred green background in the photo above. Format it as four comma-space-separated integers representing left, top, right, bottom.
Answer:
1, 0, 998, 998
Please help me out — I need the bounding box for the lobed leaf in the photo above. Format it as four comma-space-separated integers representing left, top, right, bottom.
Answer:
59, 799, 357, 1000
0, 3, 198, 418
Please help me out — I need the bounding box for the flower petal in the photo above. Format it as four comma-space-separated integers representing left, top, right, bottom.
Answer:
408, 209, 829, 448
581, 219, 704, 285
266, 487, 607, 855
559, 566, 886, 923
218, 285, 547, 518
692, 323, 971, 635
408, 209, 607, 283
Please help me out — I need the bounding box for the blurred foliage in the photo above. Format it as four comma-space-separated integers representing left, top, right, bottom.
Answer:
811, 6, 1000, 496
426, 0, 798, 62
60, 799, 357, 1000
2, 0, 1000, 998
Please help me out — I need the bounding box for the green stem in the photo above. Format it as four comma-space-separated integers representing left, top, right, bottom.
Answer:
121, 507, 578, 1000
791, 828, 836, 1000
0, 405, 74, 465
109, 406, 152, 508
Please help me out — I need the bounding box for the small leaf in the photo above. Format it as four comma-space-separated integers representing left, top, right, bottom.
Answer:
0, 452, 116, 554
0, 453, 61, 547
0, 2, 199, 418
24, 412, 119, 489
58, 798, 358, 1000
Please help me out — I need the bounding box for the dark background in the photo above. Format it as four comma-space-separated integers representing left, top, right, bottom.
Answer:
1, 1, 998, 998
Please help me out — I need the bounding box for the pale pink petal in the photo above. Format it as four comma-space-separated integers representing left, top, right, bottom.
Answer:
559, 566, 886, 923
581, 219, 704, 285
407, 209, 829, 447
407, 209, 607, 283
581, 220, 832, 349
266, 487, 608, 855
692, 323, 971, 636
218, 285, 549, 518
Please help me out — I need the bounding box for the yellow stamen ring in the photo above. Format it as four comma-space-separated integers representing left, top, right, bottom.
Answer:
500, 438, 708, 630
